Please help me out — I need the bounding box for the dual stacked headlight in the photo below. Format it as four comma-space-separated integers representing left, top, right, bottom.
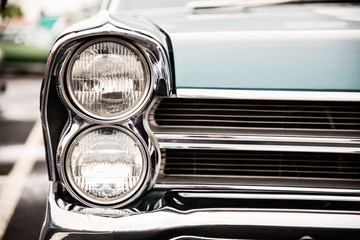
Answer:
62, 38, 151, 207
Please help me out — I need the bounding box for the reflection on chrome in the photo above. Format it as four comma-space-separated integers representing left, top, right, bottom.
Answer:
42, 182, 360, 239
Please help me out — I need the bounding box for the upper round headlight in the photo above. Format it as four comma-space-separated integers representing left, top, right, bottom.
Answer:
65, 125, 148, 206
66, 38, 151, 120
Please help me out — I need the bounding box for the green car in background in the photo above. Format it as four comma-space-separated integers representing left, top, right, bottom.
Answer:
40, 0, 360, 239
0, 15, 60, 73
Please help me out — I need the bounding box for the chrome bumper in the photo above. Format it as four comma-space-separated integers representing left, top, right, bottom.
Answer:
40, 182, 360, 240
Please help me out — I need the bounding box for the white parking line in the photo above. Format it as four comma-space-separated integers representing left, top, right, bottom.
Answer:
0, 144, 45, 163
0, 119, 43, 239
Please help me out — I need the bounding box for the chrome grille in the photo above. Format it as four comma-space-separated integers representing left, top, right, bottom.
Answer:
150, 97, 360, 186
162, 149, 360, 180
153, 98, 360, 131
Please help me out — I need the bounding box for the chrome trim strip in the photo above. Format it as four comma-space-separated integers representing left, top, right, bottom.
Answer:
156, 133, 360, 145
170, 236, 235, 240
143, 97, 163, 188
178, 192, 360, 202
171, 30, 360, 41
155, 133, 360, 153
157, 139, 360, 154
154, 184, 360, 195
44, 183, 360, 233
40, 84, 55, 180
176, 89, 360, 102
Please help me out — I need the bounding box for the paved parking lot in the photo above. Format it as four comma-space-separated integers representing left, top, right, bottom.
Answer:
0, 74, 48, 240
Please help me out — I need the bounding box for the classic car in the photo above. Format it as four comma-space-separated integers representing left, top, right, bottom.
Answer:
40, 0, 360, 239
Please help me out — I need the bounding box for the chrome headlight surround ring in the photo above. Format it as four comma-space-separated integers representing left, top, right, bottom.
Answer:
47, 23, 170, 208
61, 124, 151, 208
60, 37, 153, 123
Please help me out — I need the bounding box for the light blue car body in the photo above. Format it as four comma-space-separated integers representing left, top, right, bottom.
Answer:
115, 4, 360, 91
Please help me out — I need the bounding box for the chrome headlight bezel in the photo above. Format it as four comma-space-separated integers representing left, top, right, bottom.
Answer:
62, 124, 151, 208
61, 37, 153, 122
46, 25, 171, 209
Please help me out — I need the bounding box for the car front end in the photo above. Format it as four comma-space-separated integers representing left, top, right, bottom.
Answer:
40, 1, 360, 239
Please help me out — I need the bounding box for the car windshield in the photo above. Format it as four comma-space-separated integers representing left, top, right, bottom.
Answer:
116, 0, 359, 11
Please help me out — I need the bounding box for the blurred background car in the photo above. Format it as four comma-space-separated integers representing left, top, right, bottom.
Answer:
0, 0, 101, 74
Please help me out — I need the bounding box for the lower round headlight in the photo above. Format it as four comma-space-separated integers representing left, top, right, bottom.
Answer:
65, 125, 148, 206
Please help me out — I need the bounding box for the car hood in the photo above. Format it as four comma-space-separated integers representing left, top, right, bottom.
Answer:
117, 4, 360, 91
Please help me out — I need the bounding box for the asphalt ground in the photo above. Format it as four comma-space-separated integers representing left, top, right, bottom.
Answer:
0, 74, 47, 240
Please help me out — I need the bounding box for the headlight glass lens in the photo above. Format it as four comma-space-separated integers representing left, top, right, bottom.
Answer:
67, 39, 150, 119
66, 126, 147, 205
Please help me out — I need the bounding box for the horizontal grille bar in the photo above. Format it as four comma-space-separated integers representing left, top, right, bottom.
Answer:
152, 98, 360, 131
162, 149, 360, 180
